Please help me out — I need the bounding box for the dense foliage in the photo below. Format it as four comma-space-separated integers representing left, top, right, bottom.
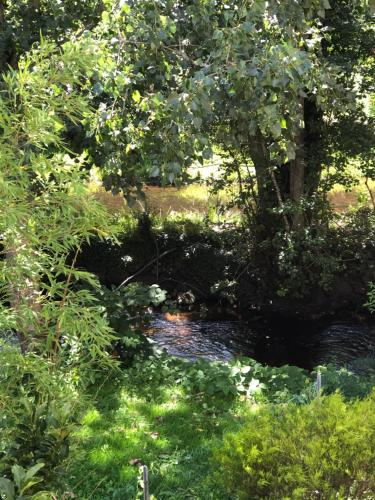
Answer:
82, 0, 375, 236
58, 352, 375, 499
0, 0, 374, 498
0, 39, 119, 494
215, 392, 375, 499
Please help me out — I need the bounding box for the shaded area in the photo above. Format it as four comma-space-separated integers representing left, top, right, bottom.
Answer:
77, 208, 375, 320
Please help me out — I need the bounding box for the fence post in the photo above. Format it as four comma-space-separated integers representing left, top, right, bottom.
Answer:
316, 370, 322, 398
142, 465, 150, 500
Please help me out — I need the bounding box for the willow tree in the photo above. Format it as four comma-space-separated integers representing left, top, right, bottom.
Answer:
0, 39, 119, 480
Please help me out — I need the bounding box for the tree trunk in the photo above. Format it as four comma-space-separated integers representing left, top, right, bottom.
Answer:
245, 97, 324, 235
28, 0, 40, 9
290, 100, 305, 229
0, 0, 5, 23
290, 156, 305, 229
247, 129, 280, 234
303, 97, 324, 197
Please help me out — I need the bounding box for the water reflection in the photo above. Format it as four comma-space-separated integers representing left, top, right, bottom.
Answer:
145, 313, 375, 369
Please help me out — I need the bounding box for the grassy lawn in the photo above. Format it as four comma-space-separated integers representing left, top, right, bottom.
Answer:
62, 377, 244, 499
92, 183, 237, 218
90, 179, 375, 218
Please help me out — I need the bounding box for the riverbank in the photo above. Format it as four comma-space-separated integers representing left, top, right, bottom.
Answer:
77, 208, 375, 321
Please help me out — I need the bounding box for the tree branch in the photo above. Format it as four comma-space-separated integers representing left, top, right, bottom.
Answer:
116, 248, 177, 289
270, 169, 291, 232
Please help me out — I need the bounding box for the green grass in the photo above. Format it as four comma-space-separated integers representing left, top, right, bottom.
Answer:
61, 378, 244, 499
89, 156, 375, 219
57, 355, 375, 499
91, 182, 238, 219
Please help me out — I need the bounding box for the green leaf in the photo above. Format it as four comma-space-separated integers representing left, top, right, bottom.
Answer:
31, 493, 55, 500
168, 172, 174, 183
242, 21, 253, 33
159, 15, 168, 27
270, 122, 282, 138
280, 118, 287, 129
11, 465, 25, 490
202, 148, 212, 160
101, 10, 110, 23
20, 478, 44, 495
121, 3, 131, 14
0, 478, 15, 500
150, 166, 160, 177
24, 463, 45, 482
92, 82, 104, 95
132, 90, 141, 103
193, 117, 202, 129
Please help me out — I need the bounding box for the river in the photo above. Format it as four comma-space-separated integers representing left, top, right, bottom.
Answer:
145, 313, 375, 369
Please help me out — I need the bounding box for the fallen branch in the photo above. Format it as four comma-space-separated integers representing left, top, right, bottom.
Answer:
116, 248, 176, 290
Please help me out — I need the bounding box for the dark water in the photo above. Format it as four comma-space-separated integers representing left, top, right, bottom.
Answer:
145, 314, 375, 369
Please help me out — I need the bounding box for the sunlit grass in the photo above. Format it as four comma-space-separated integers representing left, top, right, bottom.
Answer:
88, 158, 375, 220
62, 380, 243, 499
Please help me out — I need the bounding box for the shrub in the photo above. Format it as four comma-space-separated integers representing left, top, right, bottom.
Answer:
124, 352, 311, 408
0, 463, 55, 499
316, 365, 375, 400
94, 282, 166, 366
214, 392, 375, 499
0, 347, 82, 478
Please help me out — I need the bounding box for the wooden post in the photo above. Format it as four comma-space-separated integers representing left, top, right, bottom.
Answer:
316, 370, 322, 398
142, 465, 150, 500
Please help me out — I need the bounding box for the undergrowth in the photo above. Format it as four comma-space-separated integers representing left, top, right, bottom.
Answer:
57, 349, 375, 499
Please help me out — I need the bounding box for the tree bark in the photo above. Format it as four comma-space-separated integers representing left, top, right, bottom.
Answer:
0, 0, 5, 23
247, 129, 280, 233
290, 154, 305, 229
290, 100, 305, 229
28, 0, 40, 9
245, 97, 324, 235
303, 97, 324, 197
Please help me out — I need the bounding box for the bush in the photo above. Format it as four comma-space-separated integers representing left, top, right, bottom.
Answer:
94, 282, 166, 366
0, 347, 82, 478
214, 392, 375, 499
316, 364, 375, 400
123, 352, 312, 408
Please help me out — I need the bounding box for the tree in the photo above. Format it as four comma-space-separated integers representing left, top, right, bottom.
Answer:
89, 0, 374, 234
0, 36, 118, 355
0, 0, 104, 70
0, 38, 118, 478
6, 1, 368, 237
